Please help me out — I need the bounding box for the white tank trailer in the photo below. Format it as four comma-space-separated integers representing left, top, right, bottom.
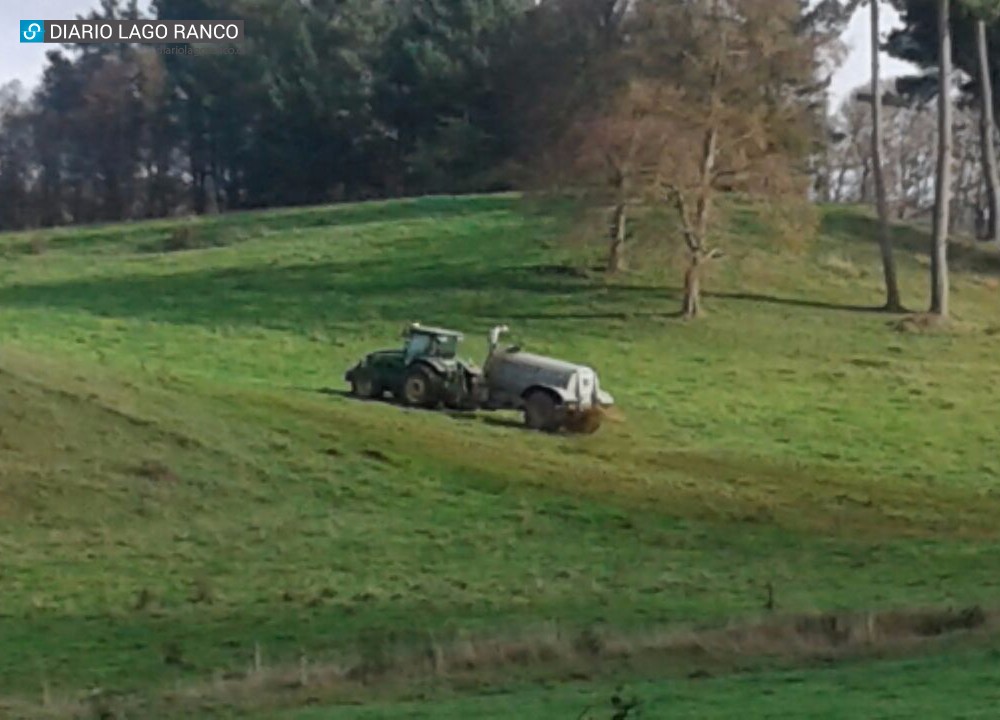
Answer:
480, 326, 615, 433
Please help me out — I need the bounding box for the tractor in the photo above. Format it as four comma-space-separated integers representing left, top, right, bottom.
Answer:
344, 323, 483, 409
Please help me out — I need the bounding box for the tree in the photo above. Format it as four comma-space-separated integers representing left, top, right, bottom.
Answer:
0, 83, 34, 229
828, 95, 872, 202
378, 0, 530, 195
970, 1, 1000, 239
521, 0, 820, 314
869, 0, 904, 310
502, 0, 635, 273
829, 79, 982, 228
891, 95, 942, 218
931, 0, 952, 317
952, 108, 985, 230
642, 0, 821, 317
889, 0, 1000, 241
778, 1, 907, 307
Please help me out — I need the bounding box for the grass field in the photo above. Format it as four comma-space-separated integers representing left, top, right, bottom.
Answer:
2, 195, 1000, 718
280, 645, 1000, 719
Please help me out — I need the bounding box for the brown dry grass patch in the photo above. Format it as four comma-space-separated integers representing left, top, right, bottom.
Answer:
890, 313, 950, 334
6, 606, 993, 720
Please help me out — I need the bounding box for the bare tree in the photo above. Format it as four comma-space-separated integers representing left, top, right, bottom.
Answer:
869, 0, 903, 310
829, 95, 872, 202
974, 11, 1000, 240
642, 0, 820, 318
553, 110, 643, 272
525, 0, 821, 317
931, 0, 952, 317
890, 99, 938, 219
829, 79, 983, 232
953, 113, 984, 232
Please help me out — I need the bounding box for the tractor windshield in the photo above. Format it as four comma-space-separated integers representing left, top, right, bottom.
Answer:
432, 335, 458, 358
405, 332, 458, 360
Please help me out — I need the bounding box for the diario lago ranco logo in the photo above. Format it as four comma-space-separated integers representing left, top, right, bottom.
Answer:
20, 20, 44, 43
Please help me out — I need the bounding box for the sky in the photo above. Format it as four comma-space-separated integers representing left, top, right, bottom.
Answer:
828, 2, 918, 107
0, 0, 153, 93
1, 0, 918, 109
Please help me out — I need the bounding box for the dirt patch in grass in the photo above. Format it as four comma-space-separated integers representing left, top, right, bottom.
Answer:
890, 313, 950, 334
134, 460, 180, 484
360, 449, 396, 466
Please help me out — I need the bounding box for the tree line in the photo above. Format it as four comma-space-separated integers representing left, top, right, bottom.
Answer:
1, 0, 999, 319
0, 0, 531, 227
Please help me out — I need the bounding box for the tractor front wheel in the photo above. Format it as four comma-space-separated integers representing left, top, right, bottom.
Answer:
402, 366, 442, 409
351, 373, 381, 400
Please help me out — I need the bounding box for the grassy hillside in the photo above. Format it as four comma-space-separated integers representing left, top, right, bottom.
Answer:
1, 196, 1000, 717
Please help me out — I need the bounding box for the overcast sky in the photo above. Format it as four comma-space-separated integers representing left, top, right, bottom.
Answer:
830, 2, 917, 106
1, 0, 917, 109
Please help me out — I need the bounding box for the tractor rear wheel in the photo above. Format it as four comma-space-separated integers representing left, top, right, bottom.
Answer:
524, 391, 563, 433
403, 366, 442, 409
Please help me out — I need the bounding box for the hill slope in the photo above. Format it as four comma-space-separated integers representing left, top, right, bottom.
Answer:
1, 196, 1000, 717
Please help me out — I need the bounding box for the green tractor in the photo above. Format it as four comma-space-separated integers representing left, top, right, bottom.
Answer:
344, 323, 483, 409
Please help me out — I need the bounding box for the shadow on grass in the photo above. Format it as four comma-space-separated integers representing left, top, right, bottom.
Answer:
706, 291, 889, 313
504, 310, 682, 321
20, 195, 525, 254
481, 416, 525, 430
311, 387, 487, 424
311, 386, 526, 429
0, 259, 894, 334
0, 206, 911, 337
605, 283, 890, 314
0, 255, 596, 333
315, 387, 354, 399
821, 210, 1000, 275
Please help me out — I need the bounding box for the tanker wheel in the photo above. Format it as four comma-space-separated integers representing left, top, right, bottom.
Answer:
403, 366, 442, 409
524, 391, 563, 433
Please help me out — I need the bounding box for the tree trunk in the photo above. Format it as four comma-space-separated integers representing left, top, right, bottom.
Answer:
675, 120, 717, 319
931, 0, 952, 317
204, 173, 220, 215
870, 0, 902, 311
682, 254, 702, 319
192, 170, 206, 215
608, 201, 628, 273
680, 47, 722, 318
976, 19, 1000, 241
833, 165, 849, 203
954, 143, 976, 233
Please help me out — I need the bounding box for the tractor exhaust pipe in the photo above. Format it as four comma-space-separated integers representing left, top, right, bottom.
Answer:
488, 325, 509, 355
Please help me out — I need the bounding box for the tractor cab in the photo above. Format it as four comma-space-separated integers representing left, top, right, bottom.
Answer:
402, 323, 463, 362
